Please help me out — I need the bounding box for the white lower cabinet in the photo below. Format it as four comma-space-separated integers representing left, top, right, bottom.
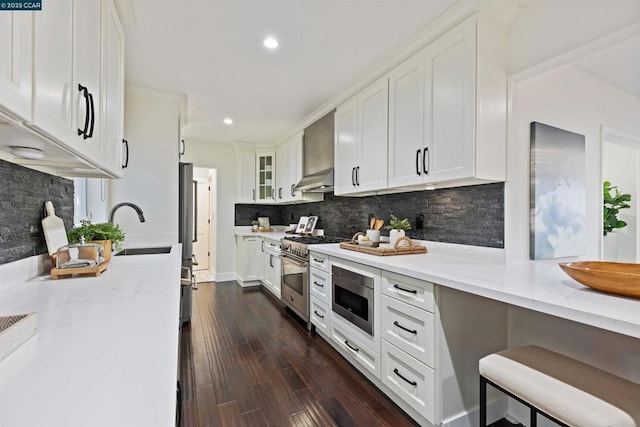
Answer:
261, 238, 281, 297
310, 297, 330, 336
381, 340, 436, 423
235, 236, 263, 284
331, 321, 380, 379
381, 294, 435, 367
309, 266, 330, 304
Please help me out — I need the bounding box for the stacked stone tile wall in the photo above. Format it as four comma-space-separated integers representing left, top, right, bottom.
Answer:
0, 160, 74, 264
236, 182, 504, 248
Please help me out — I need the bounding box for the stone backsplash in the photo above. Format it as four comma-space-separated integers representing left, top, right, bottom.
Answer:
235, 182, 504, 248
0, 160, 74, 264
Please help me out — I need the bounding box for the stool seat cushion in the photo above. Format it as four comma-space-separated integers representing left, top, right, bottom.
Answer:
479, 345, 640, 427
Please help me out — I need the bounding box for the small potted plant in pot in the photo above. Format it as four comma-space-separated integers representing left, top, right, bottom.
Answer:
251, 220, 259, 231
67, 220, 126, 261
385, 215, 411, 245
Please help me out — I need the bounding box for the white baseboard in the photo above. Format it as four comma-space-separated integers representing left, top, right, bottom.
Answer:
441, 397, 507, 427
213, 272, 235, 283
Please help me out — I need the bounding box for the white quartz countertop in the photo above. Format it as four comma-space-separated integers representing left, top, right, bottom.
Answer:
0, 244, 182, 427
234, 226, 289, 241
309, 244, 640, 339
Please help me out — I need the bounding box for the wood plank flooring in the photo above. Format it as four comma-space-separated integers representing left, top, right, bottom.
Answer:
179, 282, 420, 426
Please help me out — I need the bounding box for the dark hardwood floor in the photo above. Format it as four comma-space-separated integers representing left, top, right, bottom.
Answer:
179, 281, 420, 426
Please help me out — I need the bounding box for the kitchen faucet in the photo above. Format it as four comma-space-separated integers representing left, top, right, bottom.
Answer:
109, 202, 146, 223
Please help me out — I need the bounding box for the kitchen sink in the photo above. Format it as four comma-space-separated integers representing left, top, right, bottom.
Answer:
115, 246, 172, 256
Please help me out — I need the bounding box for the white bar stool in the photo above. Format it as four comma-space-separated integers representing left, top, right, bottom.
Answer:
479, 345, 640, 426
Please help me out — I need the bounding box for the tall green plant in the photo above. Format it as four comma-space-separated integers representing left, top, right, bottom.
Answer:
67, 220, 126, 248
603, 181, 631, 236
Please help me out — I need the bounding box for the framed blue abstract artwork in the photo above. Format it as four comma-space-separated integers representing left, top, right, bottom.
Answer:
530, 122, 586, 260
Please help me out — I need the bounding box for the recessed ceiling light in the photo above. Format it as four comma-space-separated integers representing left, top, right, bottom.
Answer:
223, 118, 233, 125
10, 146, 45, 160
263, 37, 279, 50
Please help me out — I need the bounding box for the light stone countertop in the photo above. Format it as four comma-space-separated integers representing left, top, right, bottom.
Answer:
0, 244, 182, 427
309, 244, 640, 340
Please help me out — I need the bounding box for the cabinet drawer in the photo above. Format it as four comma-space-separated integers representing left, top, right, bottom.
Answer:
381, 340, 436, 424
309, 252, 329, 272
331, 322, 380, 379
382, 271, 435, 312
264, 238, 281, 251
309, 267, 330, 304
310, 297, 330, 336
381, 295, 435, 367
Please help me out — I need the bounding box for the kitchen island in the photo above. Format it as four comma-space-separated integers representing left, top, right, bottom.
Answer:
0, 244, 182, 427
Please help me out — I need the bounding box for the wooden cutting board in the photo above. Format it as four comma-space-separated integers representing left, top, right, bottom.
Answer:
42, 201, 68, 255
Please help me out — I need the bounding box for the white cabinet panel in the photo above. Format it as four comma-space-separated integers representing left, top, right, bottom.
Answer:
244, 237, 262, 281
332, 321, 380, 379
310, 297, 330, 336
276, 146, 288, 202
0, 12, 33, 121
388, 51, 425, 188
334, 97, 358, 195
381, 340, 436, 423
357, 78, 388, 193
309, 252, 329, 272
237, 151, 256, 203
381, 270, 435, 313
309, 267, 330, 305
381, 295, 435, 367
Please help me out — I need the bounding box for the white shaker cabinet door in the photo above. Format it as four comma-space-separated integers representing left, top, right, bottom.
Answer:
334, 97, 358, 195
388, 51, 425, 188
0, 11, 33, 121
356, 77, 388, 193
424, 19, 475, 183
32, 0, 76, 146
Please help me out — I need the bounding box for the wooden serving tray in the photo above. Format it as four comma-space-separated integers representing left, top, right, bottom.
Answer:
251, 228, 274, 232
51, 261, 110, 280
340, 235, 427, 256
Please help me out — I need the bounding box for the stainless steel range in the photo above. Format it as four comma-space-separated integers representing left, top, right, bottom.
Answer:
280, 235, 344, 328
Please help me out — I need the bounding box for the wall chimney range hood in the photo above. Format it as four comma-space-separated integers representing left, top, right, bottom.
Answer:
295, 110, 335, 193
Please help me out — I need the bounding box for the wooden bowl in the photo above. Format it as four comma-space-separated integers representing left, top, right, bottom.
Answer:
558, 261, 640, 298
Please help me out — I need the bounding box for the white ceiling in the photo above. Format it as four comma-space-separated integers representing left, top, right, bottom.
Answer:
121, 0, 458, 145
572, 34, 640, 98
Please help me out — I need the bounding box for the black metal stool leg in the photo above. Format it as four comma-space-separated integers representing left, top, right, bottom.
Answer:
480, 375, 487, 426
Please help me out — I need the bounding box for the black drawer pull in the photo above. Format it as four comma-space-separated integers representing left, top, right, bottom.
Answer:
393, 284, 417, 294
393, 368, 417, 386
314, 310, 324, 319
345, 340, 359, 352
313, 281, 324, 288
313, 258, 324, 264
393, 321, 417, 334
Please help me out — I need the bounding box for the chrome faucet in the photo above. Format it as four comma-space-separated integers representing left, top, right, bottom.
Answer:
109, 202, 146, 223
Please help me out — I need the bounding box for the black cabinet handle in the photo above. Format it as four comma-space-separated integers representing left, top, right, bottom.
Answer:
291, 184, 295, 198
351, 167, 356, 186
313, 281, 324, 288
180, 139, 185, 156
86, 92, 95, 138
313, 258, 324, 264
122, 139, 129, 168
261, 241, 265, 252
345, 340, 359, 352
270, 254, 273, 268
314, 310, 324, 319
77, 84, 90, 137
416, 149, 422, 176
356, 166, 360, 186
393, 368, 417, 386
393, 321, 417, 334
252, 189, 256, 201
393, 284, 417, 294
279, 187, 283, 199
423, 147, 429, 175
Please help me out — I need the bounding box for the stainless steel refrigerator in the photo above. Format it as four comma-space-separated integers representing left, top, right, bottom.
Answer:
179, 162, 195, 324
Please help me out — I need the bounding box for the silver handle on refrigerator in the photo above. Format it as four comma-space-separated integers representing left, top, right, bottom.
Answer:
193, 180, 198, 242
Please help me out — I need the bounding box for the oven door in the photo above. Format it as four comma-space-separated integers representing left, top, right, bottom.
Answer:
281, 254, 309, 320
332, 270, 374, 336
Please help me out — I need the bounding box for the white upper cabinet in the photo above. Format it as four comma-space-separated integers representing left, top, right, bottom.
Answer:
334, 97, 359, 195
101, 0, 125, 176
0, 11, 33, 121
388, 16, 507, 190
237, 150, 256, 203
335, 78, 388, 196
388, 51, 425, 188
256, 152, 276, 203
276, 144, 289, 202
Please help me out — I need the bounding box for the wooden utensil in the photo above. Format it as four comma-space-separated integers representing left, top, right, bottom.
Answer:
42, 201, 68, 256
370, 217, 375, 230
374, 219, 384, 230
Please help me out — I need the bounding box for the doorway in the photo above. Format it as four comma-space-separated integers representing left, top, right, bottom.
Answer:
602, 128, 640, 262
193, 168, 216, 282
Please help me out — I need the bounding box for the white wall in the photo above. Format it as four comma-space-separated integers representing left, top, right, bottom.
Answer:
506, 65, 640, 265
182, 139, 236, 282
510, 0, 640, 76
109, 87, 182, 247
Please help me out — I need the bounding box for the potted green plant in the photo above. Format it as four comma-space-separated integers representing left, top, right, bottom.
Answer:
385, 215, 412, 245
67, 220, 126, 260
251, 220, 259, 231
603, 181, 631, 236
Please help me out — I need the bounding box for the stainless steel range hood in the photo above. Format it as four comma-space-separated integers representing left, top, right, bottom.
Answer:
295, 110, 335, 192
